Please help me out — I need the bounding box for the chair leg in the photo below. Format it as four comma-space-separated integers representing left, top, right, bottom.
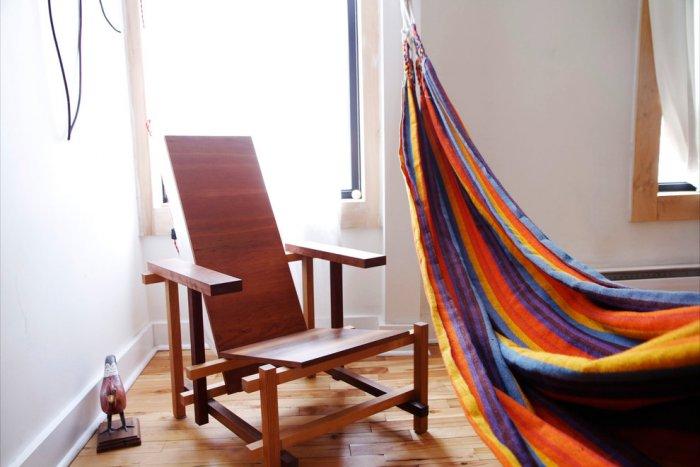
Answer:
302, 256, 315, 329
413, 322, 429, 434
329, 262, 343, 328
165, 280, 186, 419
188, 288, 208, 425
260, 364, 281, 467
302, 257, 316, 379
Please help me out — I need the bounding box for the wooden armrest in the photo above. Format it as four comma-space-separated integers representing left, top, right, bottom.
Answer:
284, 241, 386, 269
147, 258, 242, 296
141, 272, 165, 284
285, 251, 303, 262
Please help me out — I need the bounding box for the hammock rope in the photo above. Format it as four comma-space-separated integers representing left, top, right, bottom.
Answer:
398, 7, 700, 466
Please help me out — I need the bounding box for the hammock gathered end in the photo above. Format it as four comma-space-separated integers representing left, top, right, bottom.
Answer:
398, 6, 700, 466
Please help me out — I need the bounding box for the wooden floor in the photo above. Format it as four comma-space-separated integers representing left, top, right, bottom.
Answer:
73, 348, 497, 466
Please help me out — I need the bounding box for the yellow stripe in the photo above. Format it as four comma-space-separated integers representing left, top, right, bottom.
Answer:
407, 84, 428, 202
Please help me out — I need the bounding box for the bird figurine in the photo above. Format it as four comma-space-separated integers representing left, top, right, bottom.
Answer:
99, 355, 130, 433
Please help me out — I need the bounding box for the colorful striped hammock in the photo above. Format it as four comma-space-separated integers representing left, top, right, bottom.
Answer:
398, 16, 700, 467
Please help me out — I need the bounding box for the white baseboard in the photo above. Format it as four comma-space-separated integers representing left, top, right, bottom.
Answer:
10, 323, 157, 467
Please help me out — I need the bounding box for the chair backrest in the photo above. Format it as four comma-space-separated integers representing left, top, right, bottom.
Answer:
166, 136, 308, 355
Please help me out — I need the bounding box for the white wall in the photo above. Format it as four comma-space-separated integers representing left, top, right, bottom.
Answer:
0, 1, 149, 465
381, 0, 700, 325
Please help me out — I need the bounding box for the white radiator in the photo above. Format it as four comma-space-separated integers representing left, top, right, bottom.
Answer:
599, 264, 700, 293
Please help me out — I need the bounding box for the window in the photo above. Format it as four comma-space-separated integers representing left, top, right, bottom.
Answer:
124, 0, 382, 235
653, 0, 699, 191
124, 0, 373, 237
342, 0, 362, 200
631, 0, 699, 222
658, 119, 698, 190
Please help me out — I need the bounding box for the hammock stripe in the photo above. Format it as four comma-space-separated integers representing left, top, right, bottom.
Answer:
399, 26, 700, 466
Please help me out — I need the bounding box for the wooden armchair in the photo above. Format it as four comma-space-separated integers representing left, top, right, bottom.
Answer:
142, 136, 428, 467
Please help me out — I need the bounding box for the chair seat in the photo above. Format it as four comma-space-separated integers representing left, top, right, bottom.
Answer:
220, 328, 410, 368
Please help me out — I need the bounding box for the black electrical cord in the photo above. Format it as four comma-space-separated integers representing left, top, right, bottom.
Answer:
71, 0, 83, 137
47, 0, 73, 140
48, 0, 119, 141
99, 0, 122, 33
47, 0, 82, 140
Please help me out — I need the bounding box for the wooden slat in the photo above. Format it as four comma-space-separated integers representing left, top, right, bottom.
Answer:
166, 280, 186, 419
186, 357, 257, 381
330, 262, 344, 328
285, 251, 303, 262
141, 272, 165, 284
285, 241, 386, 268
326, 367, 393, 394
302, 257, 315, 329
326, 367, 427, 417
188, 289, 208, 425
148, 258, 242, 296
241, 332, 414, 392
631, 0, 662, 222
207, 400, 299, 467
221, 328, 409, 368
413, 322, 429, 434
208, 400, 262, 443
247, 386, 415, 455
179, 381, 228, 406
259, 365, 281, 467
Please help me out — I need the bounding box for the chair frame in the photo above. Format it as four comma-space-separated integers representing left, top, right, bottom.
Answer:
143, 242, 429, 467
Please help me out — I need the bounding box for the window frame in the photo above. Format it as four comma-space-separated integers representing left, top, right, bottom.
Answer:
341, 0, 362, 200
631, 0, 699, 222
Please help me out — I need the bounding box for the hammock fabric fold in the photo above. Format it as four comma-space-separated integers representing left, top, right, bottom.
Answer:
399, 24, 700, 467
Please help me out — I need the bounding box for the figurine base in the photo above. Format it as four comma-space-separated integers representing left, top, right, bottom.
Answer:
96, 417, 141, 453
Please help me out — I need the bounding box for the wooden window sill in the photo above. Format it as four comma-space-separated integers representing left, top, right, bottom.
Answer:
656, 192, 700, 221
